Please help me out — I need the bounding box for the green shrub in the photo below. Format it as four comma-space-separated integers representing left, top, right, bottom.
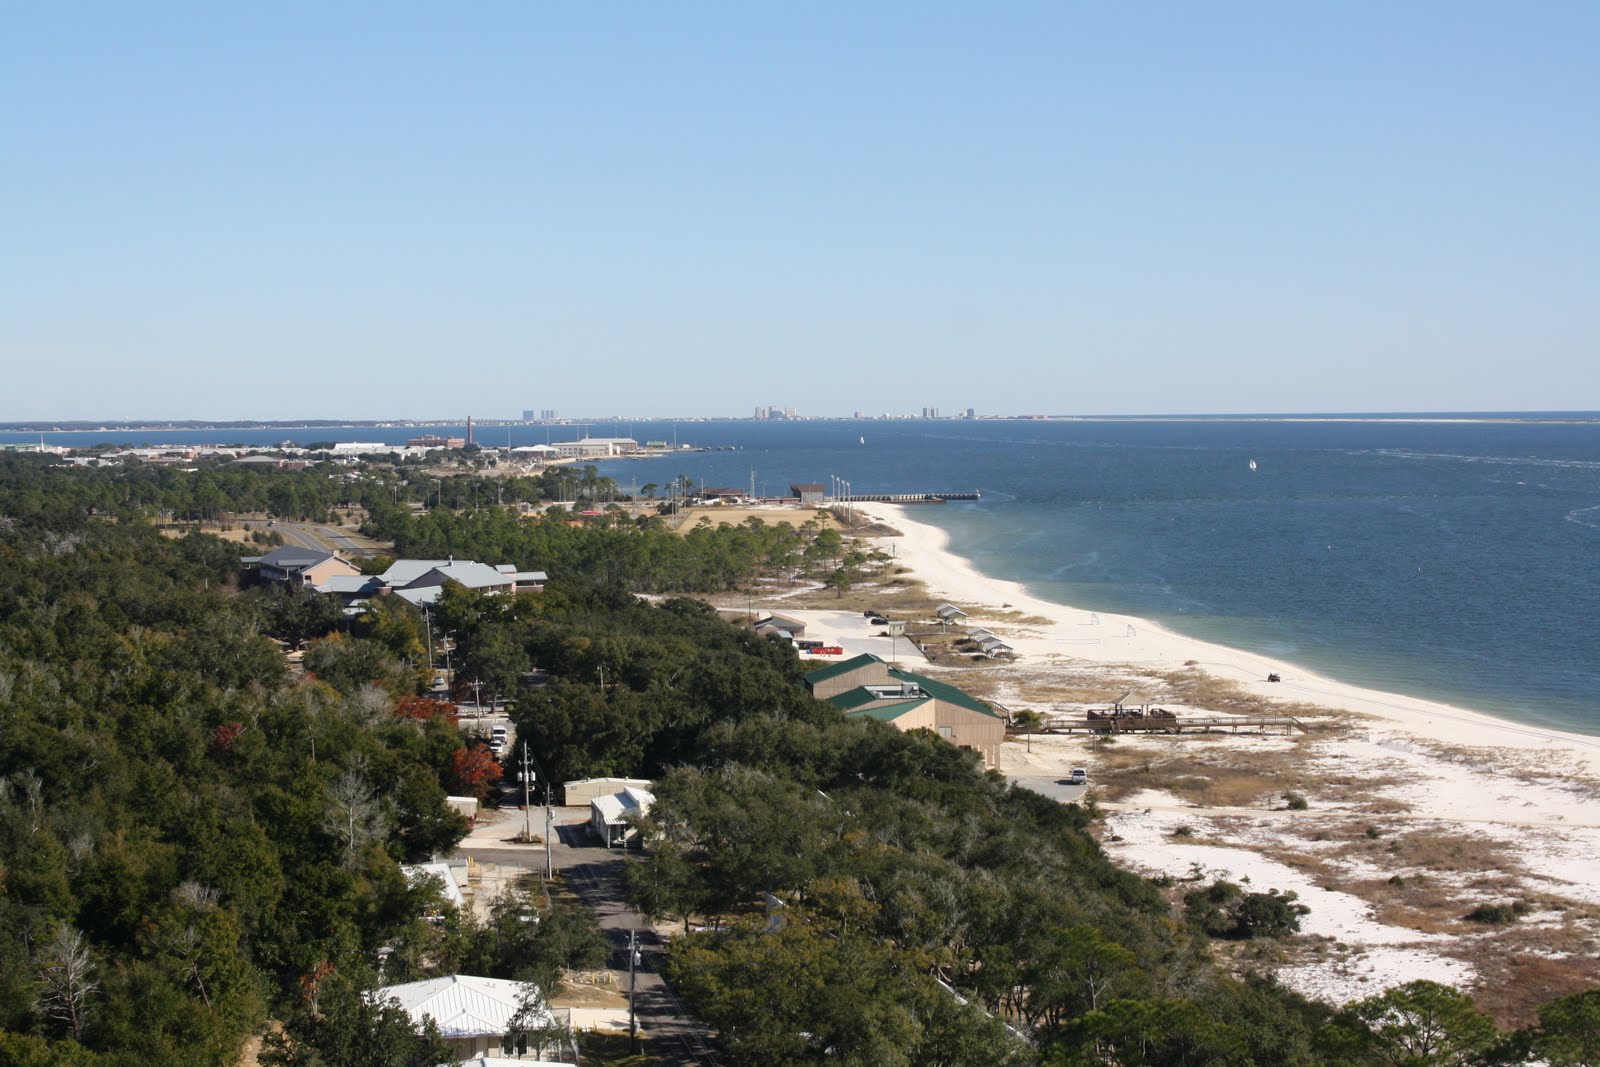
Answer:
1464, 901, 1530, 925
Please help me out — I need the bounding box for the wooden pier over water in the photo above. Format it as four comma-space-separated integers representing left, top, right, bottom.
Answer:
840, 491, 981, 504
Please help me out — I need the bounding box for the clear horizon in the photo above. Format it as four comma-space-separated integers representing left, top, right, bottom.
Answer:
3, 3, 1596, 420
7, 408, 1600, 430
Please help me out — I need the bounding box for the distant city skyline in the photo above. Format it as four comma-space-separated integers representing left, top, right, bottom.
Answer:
2, 3, 1596, 421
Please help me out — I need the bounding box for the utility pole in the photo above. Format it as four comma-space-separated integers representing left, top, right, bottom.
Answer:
628, 929, 640, 1053
422, 609, 435, 674
521, 744, 534, 842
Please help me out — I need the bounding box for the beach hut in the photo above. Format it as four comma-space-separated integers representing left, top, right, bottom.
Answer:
935, 603, 968, 625
978, 637, 1014, 659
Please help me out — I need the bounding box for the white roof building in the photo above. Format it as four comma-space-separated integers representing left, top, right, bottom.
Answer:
548, 437, 638, 459
590, 786, 654, 849
563, 777, 653, 806
371, 975, 557, 1060
400, 861, 467, 909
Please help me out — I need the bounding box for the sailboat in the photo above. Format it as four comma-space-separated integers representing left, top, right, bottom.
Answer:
859, 436, 866, 445
1248, 459, 1258, 472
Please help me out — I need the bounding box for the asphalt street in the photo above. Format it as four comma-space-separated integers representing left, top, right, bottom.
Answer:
1009, 776, 1091, 805
458, 817, 721, 1065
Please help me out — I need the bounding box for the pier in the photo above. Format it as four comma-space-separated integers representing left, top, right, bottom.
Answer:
838, 491, 981, 504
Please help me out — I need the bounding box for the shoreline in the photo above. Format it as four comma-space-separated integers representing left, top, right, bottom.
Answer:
857, 502, 1600, 770
849, 502, 1600, 1011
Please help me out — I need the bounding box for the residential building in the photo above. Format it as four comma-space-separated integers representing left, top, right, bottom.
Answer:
370, 975, 569, 1062
310, 557, 548, 609
562, 777, 653, 806
244, 546, 360, 588
803, 654, 1004, 766
752, 612, 806, 638
590, 786, 654, 848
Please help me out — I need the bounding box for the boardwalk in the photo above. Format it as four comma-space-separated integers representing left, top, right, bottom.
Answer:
1042, 713, 1308, 735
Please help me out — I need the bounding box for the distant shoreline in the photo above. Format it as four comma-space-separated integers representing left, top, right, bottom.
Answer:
4, 411, 1599, 435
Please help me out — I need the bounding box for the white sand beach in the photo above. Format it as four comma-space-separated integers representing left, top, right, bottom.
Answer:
841, 503, 1600, 1015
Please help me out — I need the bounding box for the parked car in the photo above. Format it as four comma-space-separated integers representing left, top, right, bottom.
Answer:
813, 646, 845, 656
1069, 767, 1088, 785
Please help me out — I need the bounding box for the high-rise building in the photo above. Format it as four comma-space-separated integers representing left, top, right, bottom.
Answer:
965, 407, 976, 419
522, 410, 535, 421
539, 409, 559, 421
754, 406, 768, 419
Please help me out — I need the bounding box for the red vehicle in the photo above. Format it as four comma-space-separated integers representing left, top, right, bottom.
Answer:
812, 645, 845, 656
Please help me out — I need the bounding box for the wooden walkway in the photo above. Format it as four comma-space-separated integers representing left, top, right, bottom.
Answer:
1043, 714, 1308, 735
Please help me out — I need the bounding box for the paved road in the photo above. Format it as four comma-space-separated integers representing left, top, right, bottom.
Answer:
458, 820, 721, 1065
243, 519, 377, 558
1010, 776, 1091, 805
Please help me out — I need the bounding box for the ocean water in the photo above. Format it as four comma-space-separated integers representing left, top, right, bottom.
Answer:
598, 418, 1600, 735
9, 417, 1598, 732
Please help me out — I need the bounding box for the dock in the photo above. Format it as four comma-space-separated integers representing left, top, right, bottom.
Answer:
839, 491, 981, 504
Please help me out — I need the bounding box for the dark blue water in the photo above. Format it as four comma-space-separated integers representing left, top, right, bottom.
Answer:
9, 417, 1598, 732
598, 418, 1600, 734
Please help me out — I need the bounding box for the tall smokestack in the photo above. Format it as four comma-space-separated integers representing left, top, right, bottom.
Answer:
466, 416, 473, 447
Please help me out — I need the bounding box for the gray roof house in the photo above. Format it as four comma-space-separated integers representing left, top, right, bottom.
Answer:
244, 546, 360, 587
314, 557, 549, 608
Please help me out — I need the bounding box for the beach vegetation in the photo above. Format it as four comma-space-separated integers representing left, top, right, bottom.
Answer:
1464, 902, 1531, 925
1283, 791, 1310, 810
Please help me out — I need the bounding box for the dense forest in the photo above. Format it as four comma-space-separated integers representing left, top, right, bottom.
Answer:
3, 453, 1598, 1066
0, 458, 605, 1066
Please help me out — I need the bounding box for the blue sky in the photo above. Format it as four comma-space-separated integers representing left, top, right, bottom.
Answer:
2, 3, 1596, 420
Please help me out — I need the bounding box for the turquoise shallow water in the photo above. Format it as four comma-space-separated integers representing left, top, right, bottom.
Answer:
10, 416, 1599, 732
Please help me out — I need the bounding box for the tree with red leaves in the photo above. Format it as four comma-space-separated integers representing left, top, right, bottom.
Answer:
393, 695, 458, 727
448, 746, 502, 801
211, 721, 245, 754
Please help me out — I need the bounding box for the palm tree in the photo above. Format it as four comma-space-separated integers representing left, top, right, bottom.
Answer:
1013, 709, 1044, 752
